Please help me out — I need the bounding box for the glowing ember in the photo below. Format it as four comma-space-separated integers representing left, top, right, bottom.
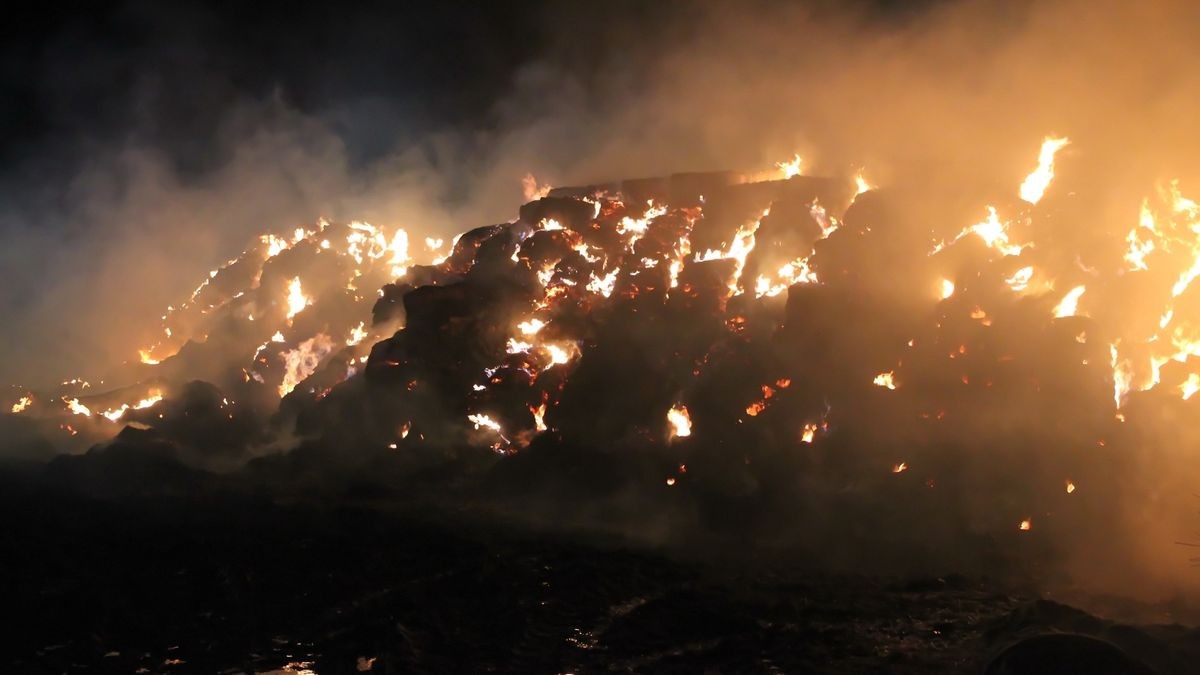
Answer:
667, 404, 692, 439
1018, 136, 1069, 204
1018, 518, 1032, 531
873, 371, 897, 389
1065, 480, 1076, 494
940, 278, 955, 299
892, 462, 908, 474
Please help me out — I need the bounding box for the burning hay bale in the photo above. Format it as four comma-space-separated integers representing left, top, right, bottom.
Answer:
11, 137, 1200, 583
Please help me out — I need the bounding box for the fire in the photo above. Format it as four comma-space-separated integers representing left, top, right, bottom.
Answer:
667, 404, 692, 438
11, 395, 32, 413
1005, 266, 1034, 293
285, 277, 310, 322
1180, 373, 1200, 400
587, 268, 620, 297
854, 170, 873, 195
776, 154, 803, 179
1019, 518, 1032, 531
970, 206, 1024, 256
518, 319, 546, 336
873, 371, 897, 389
1065, 480, 1076, 494
532, 403, 548, 432
1124, 200, 1158, 271
800, 422, 818, 444
468, 413, 503, 433
100, 393, 163, 422
346, 321, 369, 346
940, 278, 955, 299
1053, 285, 1086, 318
892, 462, 907, 474
64, 397, 92, 417
695, 211, 764, 295
1018, 136, 1069, 204
388, 229, 410, 278
278, 333, 336, 397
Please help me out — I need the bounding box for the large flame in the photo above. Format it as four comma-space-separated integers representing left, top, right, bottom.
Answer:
1018, 136, 1070, 204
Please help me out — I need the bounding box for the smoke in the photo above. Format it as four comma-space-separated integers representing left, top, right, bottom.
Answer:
6, 0, 1200, 610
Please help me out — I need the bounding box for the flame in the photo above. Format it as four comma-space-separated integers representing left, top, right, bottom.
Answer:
278, 333, 336, 397
1019, 518, 1032, 531
518, 319, 547, 336
617, 201, 667, 249
468, 413, 503, 433
346, 321, 369, 346
10, 395, 32, 413
667, 404, 692, 439
64, 397, 92, 417
532, 403, 548, 432
285, 277, 310, 322
940, 278, 956, 299
854, 170, 873, 195
776, 154, 803, 179
695, 211, 764, 295
1065, 480, 1076, 494
1111, 344, 1133, 409
542, 343, 575, 368
587, 268, 620, 297
873, 371, 897, 389
388, 229, 410, 278
800, 422, 818, 444
1053, 285, 1086, 318
1180, 373, 1200, 400
1019, 136, 1070, 204
892, 462, 908, 474
100, 393, 163, 422
1005, 266, 1034, 292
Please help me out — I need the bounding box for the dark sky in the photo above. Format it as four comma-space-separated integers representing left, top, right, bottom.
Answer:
0, 2, 550, 179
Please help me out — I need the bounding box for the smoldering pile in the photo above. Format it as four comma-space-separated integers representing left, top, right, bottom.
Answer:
8, 141, 1200, 578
